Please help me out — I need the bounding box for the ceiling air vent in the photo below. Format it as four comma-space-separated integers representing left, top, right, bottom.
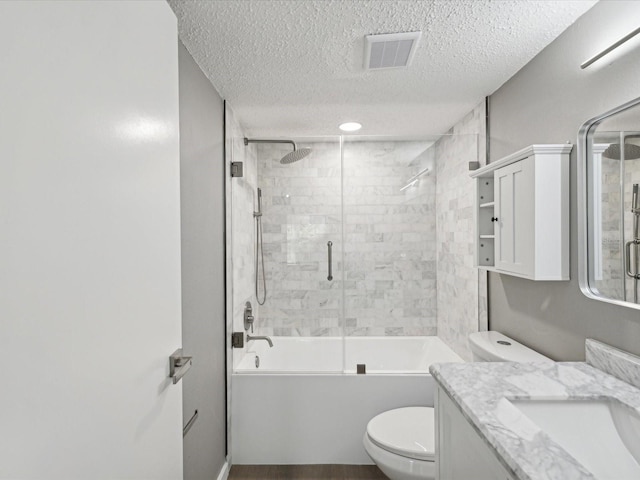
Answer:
364, 31, 422, 70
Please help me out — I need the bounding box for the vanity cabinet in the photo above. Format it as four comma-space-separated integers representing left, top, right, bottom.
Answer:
471, 144, 572, 280
435, 386, 516, 480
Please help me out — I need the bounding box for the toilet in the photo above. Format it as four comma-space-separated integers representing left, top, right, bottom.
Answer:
363, 406, 435, 480
362, 331, 551, 480
467, 331, 552, 363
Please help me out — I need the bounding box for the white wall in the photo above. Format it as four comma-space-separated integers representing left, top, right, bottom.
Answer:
0, 2, 183, 478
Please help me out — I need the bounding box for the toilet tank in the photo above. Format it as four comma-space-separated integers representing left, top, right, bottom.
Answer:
468, 331, 552, 362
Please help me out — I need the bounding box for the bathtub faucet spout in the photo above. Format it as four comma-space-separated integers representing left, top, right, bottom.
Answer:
247, 335, 273, 348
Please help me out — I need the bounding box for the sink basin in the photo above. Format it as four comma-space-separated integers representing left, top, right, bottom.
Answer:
510, 399, 640, 480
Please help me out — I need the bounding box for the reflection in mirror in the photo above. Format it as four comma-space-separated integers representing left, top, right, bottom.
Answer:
593, 131, 640, 302
580, 97, 640, 308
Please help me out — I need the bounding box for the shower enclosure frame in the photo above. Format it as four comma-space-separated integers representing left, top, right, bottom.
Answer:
230, 134, 461, 374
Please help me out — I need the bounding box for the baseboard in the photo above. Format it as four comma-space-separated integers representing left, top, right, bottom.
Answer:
216, 459, 230, 480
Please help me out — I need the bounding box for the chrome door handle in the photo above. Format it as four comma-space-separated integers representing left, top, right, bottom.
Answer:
327, 241, 333, 281
169, 348, 192, 385
626, 240, 633, 278
625, 240, 640, 279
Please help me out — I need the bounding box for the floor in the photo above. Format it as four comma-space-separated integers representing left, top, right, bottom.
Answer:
228, 465, 387, 479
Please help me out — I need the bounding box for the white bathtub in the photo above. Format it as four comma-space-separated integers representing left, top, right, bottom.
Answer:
231, 336, 463, 464
235, 336, 462, 374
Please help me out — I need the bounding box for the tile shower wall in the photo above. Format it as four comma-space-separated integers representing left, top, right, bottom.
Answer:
435, 102, 485, 360
255, 140, 438, 337
597, 155, 624, 299
343, 141, 437, 336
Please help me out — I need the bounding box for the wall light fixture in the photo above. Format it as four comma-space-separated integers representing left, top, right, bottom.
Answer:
581, 26, 640, 69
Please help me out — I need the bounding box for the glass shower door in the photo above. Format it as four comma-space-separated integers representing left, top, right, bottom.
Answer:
254, 136, 344, 372
341, 136, 439, 373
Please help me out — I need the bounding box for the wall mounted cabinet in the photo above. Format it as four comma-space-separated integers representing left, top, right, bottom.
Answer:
471, 144, 572, 281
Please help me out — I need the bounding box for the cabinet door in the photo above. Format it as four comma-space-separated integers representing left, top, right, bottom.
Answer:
436, 387, 515, 480
494, 158, 534, 276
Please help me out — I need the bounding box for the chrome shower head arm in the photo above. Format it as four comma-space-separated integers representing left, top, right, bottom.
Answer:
243, 138, 311, 164
244, 138, 297, 151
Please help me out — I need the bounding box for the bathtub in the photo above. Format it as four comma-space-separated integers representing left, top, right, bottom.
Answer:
231, 336, 463, 464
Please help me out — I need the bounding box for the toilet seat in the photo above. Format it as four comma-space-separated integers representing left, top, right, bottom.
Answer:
366, 407, 435, 461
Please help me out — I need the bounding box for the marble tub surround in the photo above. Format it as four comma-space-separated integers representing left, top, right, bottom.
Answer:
230, 117, 488, 343
430, 361, 640, 480
586, 338, 640, 389
342, 140, 437, 337
435, 102, 484, 360
256, 140, 343, 337
256, 140, 439, 337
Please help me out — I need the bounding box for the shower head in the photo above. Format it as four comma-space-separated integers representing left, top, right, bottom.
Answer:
244, 137, 312, 164
602, 143, 640, 160
280, 147, 312, 164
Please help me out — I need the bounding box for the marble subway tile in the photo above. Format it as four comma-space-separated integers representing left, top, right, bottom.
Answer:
435, 103, 485, 361
232, 136, 482, 343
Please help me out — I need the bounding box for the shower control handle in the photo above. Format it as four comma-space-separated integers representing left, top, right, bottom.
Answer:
327, 241, 333, 281
244, 301, 254, 332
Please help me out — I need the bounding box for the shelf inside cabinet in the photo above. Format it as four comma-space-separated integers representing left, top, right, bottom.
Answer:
477, 177, 494, 205
479, 201, 495, 208
478, 237, 494, 266
479, 235, 495, 239
478, 207, 496, 237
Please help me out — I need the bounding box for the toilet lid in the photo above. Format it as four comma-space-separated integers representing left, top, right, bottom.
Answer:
366, 407, 435, 461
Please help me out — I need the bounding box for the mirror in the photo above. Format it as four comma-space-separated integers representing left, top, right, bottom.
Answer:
579, 97, 640, 309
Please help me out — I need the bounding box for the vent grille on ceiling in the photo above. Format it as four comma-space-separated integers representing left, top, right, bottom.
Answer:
364, 31, 422, 70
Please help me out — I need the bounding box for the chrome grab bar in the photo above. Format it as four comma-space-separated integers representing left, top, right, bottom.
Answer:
633, 184, 640, 303
183, 409, 198, 437
327, 241, 333, 281
169, 348, 192, 385
625, 240, 640, 279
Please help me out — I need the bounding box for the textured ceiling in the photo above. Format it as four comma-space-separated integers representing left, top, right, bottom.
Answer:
168, 0, 596, 137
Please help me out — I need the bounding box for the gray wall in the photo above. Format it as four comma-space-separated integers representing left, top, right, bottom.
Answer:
178, 42, 227, 478
488, 1, 640, 360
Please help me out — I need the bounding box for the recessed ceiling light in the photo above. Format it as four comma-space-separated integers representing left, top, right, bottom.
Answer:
339, 122, 362, 132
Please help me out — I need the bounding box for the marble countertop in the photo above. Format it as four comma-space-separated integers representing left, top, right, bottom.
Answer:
430, 360, 640, 480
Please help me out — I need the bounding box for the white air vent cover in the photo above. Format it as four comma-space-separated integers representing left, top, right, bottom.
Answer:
364, 31, 422, 70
